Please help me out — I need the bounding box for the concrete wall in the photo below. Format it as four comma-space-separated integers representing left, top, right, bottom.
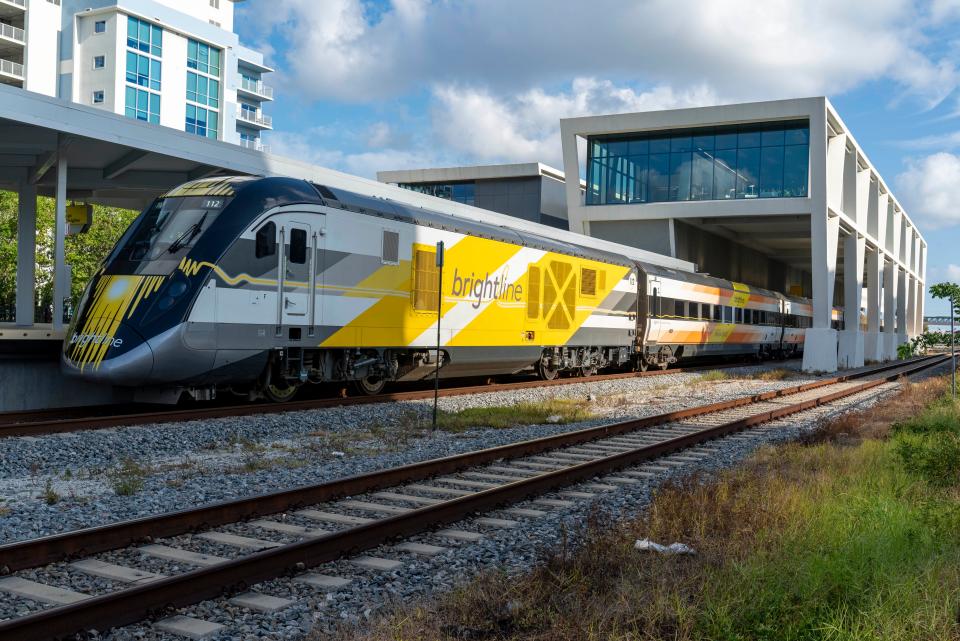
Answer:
24, 0, 60, 97
0, 358, 130, 411
589, 219, 674, 258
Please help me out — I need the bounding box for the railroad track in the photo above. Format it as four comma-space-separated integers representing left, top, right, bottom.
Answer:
0, 359, 770, 438
0, 355, 946, 641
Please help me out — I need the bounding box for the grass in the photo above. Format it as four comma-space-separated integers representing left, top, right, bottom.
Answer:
748, 368, 793, 381
435, 399, 593, 432
694, 370, 731, 383
338, 375, 960, 641
107, 458, 150, 496
41, 478, 60, 505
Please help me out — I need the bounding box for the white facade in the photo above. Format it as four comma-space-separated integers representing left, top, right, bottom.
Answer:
560, 97, 926, 373
0, 0, 271, 149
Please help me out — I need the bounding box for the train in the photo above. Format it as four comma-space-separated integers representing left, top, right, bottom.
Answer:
62, 176, 836, 402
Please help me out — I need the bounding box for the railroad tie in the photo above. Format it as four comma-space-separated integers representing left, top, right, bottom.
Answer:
0, 577, 91, 606
196, 532, 284, 550
140, 544, 228, 567
228, 591, 296, 613
69, 559, 165, 585
350, 556, 403, 571
155, 615, 224, 640
248, 520, 330, 538
294, 574, 353, 590
296, 510, 375, 526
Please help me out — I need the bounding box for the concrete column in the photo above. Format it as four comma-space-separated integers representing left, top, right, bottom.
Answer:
864, 248, 883, 362
14, 183, 37, 327
838, 231, 866, 368
883, 260, 897, 360
52, 156, 67, 330
905, 275, 916, 338
803, 210, 841, 372
896, 267, 908, 353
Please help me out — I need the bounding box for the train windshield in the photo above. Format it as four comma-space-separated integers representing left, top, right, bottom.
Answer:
109, 195, 231, 275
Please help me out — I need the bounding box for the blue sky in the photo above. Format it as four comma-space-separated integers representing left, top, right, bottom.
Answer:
235, 0, 960, 316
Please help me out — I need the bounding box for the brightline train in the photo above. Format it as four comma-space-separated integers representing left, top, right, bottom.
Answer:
62, 176, 836, 402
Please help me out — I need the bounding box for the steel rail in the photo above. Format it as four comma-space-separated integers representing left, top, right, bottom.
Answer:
0, 356, 940, 576
0, 355, 945, 641
0, 360, 761, 437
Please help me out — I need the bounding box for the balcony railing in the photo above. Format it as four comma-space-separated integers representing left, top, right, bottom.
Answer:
0, 0, 27, 10
0, 22, 24, 44
239, 138, 269, 153
239, 77, 274, 99
237, 109, 272, 128
0, 57, 23, 79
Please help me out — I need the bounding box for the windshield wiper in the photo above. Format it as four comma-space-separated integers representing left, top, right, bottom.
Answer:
167, 213, 207, 254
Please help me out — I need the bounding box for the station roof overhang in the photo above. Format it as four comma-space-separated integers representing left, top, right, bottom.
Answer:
0, 84, 696, 272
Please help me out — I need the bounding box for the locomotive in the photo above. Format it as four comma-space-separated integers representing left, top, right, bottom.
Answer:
62, 176, 824, 402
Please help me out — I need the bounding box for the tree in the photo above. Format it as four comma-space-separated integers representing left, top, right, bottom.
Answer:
930, 282, 960, 317
0, 190, 139, 314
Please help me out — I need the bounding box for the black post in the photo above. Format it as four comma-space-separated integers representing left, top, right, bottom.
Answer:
952, 300, 956, 399
433, 241, 445, 431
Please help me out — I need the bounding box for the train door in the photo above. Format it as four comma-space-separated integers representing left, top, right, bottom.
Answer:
634, 267, 649, 345
276, 218, 321, 329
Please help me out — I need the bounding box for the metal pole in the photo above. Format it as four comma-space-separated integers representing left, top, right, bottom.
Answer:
432, 241, 445, 431
952, 300, 956, 399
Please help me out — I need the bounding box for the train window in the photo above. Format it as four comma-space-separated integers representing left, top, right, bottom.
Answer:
744, 309, 752, 324
381, 230, 400, 265
413, 248, 439, 312
713, 304, 722, 321
675, 300, 685, 318
724, 306, 733, 323
701, 304, 711, 320
255, 222, 276, 259
648, 294, 658, 317
689, 302, 699, 319
527, 266, 542, 319
580, 268, 597, 296
289, 228, 307, 264
735, 308, 743, 324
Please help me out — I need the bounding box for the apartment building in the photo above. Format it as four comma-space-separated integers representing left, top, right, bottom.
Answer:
0, 0, 272, 149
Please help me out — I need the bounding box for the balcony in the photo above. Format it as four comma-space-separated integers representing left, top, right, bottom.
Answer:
0, 57, 22, 82
0, 21, 24, 45
239, 138, 269, 153
236, 108, 272, 130
238, 77, 274, 101
0, 0, 26, 20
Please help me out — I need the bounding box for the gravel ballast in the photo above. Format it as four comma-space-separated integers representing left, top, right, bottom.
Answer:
0, 360, 948, 640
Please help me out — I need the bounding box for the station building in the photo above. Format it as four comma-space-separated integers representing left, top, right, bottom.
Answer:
0, 0, 272, 150
377, 162, 579, 230
560, 97, 926, 372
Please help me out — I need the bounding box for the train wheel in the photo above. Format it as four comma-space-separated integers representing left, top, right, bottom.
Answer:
264, 381, 300, 403
580, 365, 597, 377
638, 359, 649, 372
537, 358, 559, 381
353, 375, 386, 396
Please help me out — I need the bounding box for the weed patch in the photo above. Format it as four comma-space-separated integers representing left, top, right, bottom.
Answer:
436, 399, 593, 432
41, 478, 60, 505
107, 458, 150, 496
694, 370, 730, 383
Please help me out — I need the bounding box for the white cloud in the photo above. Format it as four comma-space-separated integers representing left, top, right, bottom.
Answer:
430, 79, 719, 167
241, 0, 958, 108
895, 152, 960, 229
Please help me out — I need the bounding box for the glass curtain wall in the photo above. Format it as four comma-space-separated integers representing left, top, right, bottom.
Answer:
398, 182, 476, 206
586, 120, 809, 205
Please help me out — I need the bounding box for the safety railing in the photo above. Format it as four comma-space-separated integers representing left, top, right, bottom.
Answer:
239, 78, 273, 99
0, 57, 23, 79
237, 109, 272, 128
0, 22, 25, 44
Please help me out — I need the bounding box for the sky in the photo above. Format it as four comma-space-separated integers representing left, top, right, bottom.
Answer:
235, 0, 960, 316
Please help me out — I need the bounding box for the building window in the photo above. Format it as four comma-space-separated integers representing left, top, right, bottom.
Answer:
187, 39, 221, 77
127, 16, 162, 57
397, 181, 476, 206
125, 86, 159, 124
185, 104, 219, 139
586, 120, 809, 205
93, 55, 105, 69
186, 72, 219, 108
92, 90, 104, 104
126, 52, 161, 91
94, 20, 106, 33
210, 0, 219, 7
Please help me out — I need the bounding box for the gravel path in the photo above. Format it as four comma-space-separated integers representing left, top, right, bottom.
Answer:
0, 361, 817, 543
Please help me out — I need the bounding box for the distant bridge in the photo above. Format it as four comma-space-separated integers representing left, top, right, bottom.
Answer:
925, 316, 956, 326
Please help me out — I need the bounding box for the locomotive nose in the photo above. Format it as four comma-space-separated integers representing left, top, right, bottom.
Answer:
61, 320, 155, 386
